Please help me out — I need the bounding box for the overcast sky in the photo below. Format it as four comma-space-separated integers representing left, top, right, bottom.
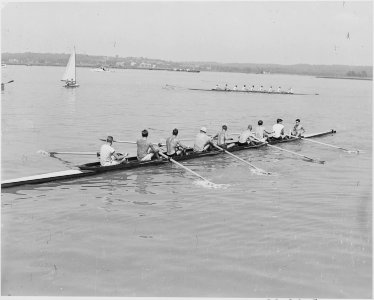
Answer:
1, 1, 372, 66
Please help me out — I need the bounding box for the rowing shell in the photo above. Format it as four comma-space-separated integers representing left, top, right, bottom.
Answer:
188, 88, 318, 96
1, 129, 336, 188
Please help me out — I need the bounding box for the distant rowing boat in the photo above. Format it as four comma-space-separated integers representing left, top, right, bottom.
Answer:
1, 130, 335, 188
188, 88, 318, 96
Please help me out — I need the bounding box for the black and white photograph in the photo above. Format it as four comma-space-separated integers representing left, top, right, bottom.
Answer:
1, 0, 372, 298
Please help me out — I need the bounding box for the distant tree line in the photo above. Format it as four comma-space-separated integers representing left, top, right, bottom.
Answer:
1, 52, 372, 78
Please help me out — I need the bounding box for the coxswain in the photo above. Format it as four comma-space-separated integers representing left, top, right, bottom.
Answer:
137, 129, 160, 161
165, 128, 188, 157
290, 118, 305, 137
271, 118, 286, 140
100, 136, 128, 166
254, 120, 271, 142
213, 124, 235, 149
238, 125, 256, 146
193, 127, 213, 152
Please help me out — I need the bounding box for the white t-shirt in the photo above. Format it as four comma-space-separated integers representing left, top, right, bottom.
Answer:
272, 124, 285, 138
238, 130, 254, 143
100, 144, 115, 166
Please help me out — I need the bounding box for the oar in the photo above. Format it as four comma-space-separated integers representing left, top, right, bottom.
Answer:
158, 152, 215, 185
212, 144, 271, 175
299, 136, 359, 154
4, 80, 14, 84
38, 150, 99, 157
266, 143, 324, 164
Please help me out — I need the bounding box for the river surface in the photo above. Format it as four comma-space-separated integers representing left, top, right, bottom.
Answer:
1, 65, 372, 297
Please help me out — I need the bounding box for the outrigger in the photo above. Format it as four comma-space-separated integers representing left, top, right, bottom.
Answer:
1, 130, 336, 189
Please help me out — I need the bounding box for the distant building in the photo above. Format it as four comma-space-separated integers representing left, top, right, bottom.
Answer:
139, 62, 152, 68
116, 62, 126, 67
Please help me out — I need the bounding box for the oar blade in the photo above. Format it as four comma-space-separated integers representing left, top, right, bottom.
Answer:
37, 150, 54, 157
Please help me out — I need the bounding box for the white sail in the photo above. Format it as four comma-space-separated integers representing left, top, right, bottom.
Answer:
62, 49, 76, 82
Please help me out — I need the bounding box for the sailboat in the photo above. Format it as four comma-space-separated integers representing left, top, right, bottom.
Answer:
62, 47, 79, 88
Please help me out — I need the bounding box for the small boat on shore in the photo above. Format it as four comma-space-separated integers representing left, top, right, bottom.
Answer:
188, 88, 318, 96
1, 130, 336, 188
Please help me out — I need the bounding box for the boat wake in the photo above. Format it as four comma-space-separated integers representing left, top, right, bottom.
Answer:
194, 180, 230, 189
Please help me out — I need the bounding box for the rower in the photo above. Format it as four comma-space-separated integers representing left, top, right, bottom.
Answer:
193, 127, 213, 152
271, 118, 286, 140
288, 87, 293, 94
165, 128, 188, 158
251, 85, 255, 91
214, 84, 221, 90
137, 129, 160, 161
100, 136, 128, 166
213, 124, 235, 149
290, 118, 305, 137
238, 125, 256, 146
268, 86, 273, 93
277, 86, 282, 93
254, 120, 271, 142
233, 85, 238, 91
242, 84, 248, 91
224, 84, 230, 91
259, 85, 264, 92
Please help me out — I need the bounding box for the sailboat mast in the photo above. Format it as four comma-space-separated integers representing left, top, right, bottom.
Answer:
74, 46, 76, 83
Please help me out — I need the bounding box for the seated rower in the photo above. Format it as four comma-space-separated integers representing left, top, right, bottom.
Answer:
165, 128, 188, 157
268, 86, 273, 93
254, 120, 271, 142
137, 129, 160, 161
277, 86, 282, 93
224, 84, 230, 91
212, 124, 235, 149
250, 85, 255, 91
259, 85, 264, 92
193, 127, 213, 152
271, 118, 287, 140
242, 84, 249, 91
233, 85, 238, 91
290, 118, 305, 137
214, 84, 221, 90
100, 136, 128, 166
238, 125, 256, 146
288, 87, 293, 94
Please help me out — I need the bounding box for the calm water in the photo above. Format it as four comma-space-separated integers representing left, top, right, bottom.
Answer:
1, 65, 372, 297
